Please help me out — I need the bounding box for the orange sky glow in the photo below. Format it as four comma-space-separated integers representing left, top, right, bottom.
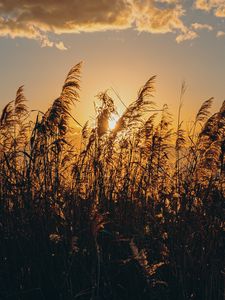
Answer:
0, 0, 225, 129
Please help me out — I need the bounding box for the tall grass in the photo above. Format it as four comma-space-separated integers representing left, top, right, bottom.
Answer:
0, 62, 224, 300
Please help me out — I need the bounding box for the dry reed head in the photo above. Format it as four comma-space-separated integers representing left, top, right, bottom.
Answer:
0, 63, 224, 300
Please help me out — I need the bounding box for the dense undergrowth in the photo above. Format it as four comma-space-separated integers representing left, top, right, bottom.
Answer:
0, 62, 224, 300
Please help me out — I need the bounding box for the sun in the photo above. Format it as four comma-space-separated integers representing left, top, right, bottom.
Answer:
109, 114, 119, 130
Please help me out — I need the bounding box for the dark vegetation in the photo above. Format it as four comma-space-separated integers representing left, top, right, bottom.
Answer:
0, 62, 224, 300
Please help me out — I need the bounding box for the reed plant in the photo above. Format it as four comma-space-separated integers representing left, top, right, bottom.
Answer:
0, 62, 224, 300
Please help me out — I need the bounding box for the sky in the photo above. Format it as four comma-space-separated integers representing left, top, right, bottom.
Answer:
0, 0, 225, 127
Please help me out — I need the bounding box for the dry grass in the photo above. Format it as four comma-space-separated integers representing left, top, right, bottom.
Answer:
0, 62, 224, 300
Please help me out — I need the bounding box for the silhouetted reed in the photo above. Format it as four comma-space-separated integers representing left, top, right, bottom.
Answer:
0, 63, 224, 300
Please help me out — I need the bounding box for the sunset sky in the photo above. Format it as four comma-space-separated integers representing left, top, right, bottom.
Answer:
0, 0, 225, 126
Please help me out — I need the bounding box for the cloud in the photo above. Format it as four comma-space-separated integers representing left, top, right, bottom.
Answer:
0, 0, 217, 46
216, 30, 225, 37
191, 22, 213, 31
154, 0, 180, 3
195, 0, 225, 17
0, 0, 133, 48
215, 5, 225, 17
176, 30, 198, 43
55, 41, 67, 51
195, 0, 211, 11
175, 21, 214, 43
133, 0, 199, 43
133, 0, 186, 34
0, 1, 133, 33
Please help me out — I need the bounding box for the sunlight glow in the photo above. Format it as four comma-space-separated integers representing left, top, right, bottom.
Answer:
109, 114, 119, 130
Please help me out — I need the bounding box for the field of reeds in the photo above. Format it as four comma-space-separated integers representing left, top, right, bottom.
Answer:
0, 62, 224, 300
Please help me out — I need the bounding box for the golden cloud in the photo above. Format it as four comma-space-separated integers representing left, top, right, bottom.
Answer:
0, 0, 216, 47
0, 0, 133, 32
176, 30, 198, 43
217, 30, 225, 37
133, 0, 186, 33
0, 0, 133, 48
191, 22, 213, 31
195, 0, 225, 17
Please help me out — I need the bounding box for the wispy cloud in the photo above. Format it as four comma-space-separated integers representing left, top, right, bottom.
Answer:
191, 22, 213, 31
55, 41, 67, 51
216, 30, 225, 37
176, 30, 198, 43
